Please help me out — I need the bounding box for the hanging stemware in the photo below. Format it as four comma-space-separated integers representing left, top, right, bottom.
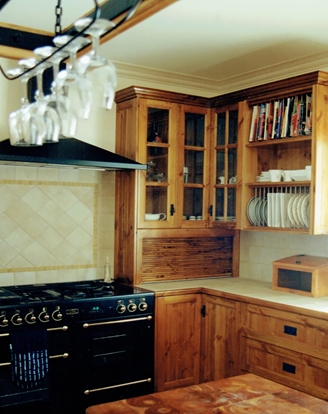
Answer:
27, 58, 61, 144
53, 35, 93, 119
34, 46, 78, 137
7, 60, 46, 146
74, 17, 117, 110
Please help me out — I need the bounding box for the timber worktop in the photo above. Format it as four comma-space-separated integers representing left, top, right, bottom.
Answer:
85, 373, 328, 413
138, 277, 328, 317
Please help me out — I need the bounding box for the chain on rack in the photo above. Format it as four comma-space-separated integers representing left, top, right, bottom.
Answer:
55, 0, 63, 35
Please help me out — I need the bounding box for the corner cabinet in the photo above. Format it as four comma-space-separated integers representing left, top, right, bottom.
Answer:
154, 292, 241, 392
237, 71, 328, 234
114, 86, 239, 285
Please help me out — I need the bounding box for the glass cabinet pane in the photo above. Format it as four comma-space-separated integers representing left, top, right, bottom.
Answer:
183, 188, 203, 219
147, 148, 168, 182
216, 150, 225, 184
215, 188, 224, 220
228, 147, 237, 183
147, 108, 169, 144
217, 112, 226, 146
184, 150, 204, 184
227, 188, 236, 220
228, 109, 238, 144
146, 187, 167, 217
185, 113, 205, 146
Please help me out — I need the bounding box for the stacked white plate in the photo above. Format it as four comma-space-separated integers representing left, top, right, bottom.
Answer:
287, 194, 310, 228
247, 197, 267, 226
256, 171, 270, 182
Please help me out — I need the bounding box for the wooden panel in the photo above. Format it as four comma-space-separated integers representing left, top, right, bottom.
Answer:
155, 294, 201, 391
141, 236, 233, 282
200, 295, 241, 383
243, 304, 328, 359
243, 337, 328, 400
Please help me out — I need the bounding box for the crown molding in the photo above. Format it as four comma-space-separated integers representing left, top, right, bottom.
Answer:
115, 49, 328, 96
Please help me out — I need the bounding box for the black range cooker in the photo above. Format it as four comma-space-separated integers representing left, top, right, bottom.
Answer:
0, 280, 155, 414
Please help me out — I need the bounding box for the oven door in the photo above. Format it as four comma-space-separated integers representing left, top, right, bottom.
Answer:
72, 315, 154, 410
0, 326, 72, 414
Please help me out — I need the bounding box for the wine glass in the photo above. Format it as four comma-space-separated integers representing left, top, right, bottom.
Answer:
7, 60, 46, 146
53, 35, 93, 119
74, 17, 117, 110
34, 46, 78, 137
31, 59, 62, 143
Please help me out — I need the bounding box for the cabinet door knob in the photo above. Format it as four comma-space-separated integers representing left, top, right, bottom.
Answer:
170, 204, 175, 216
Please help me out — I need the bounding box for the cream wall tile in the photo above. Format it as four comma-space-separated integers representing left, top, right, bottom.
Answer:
58, 168, 79, 182
15, 166, 38, 180
36, 270, 58, 284
55, 269, 78, 283
5, 228, 34, 252
21, 186, 51, 211
37, 167, 59, 182
66, 201, 93, 224
7, 255, 33, 269
0, 272, 14, 286
14, 272, 37, 285
0, 214, 19, 239
77, 267, 98, 281
0, 165, 15, 179
0, 241, 18, 267
78, 169, 99, 183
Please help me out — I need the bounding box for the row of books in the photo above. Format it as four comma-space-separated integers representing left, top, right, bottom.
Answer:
249, 94, 312, 142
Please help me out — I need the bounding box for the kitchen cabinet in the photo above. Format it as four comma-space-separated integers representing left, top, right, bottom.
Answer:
200, 294, 241, 382
155, 293, 241, 392
210, 104, 240, 226
155, 293, 201, 391
114, 86, 238, 285
236, 71, 328, 234
241, 303, 328, 400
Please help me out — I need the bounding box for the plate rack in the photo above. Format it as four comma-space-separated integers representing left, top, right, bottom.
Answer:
246, 184, 310, 229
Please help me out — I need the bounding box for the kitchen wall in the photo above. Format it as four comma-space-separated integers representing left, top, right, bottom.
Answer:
1, 57, 328, 286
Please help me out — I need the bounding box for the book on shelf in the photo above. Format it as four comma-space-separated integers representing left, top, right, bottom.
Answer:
304, 94, 312, 135
249, 105, 259, 142
248, 92, 312, 142
257, 103, 266, 141
272, 100, 280, 139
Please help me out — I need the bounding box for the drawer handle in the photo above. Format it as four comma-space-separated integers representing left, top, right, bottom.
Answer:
283, 325, 297, 336
282, 362, 296, 374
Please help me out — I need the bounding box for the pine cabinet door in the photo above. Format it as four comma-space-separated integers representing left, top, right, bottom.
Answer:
200, 294, 241, 382
155, 294, 201, 391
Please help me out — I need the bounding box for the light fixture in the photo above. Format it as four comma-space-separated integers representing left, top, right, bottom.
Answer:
0, 0, 142, 147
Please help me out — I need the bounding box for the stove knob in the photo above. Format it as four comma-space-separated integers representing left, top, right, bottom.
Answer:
38, 311, 50, 323
116, 304, 126, 314
11, 313, 23, 325
52, 309, 63, 321
127, 303, 137, 312
0, 315, 8, 327
25, 311, 37, 324
138, 302, 148, 311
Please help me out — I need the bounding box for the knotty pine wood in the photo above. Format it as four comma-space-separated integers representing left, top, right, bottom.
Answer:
155, 294, 201, 391
140, 236, 233, 282
200, 295, 241, 383
241, 302, 328, 400
242, 337, 328, 400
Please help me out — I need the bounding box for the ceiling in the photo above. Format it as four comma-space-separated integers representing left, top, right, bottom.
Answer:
1, 0, 328, 93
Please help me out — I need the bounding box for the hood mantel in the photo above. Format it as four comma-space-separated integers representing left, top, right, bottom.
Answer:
0, 138, 146, 171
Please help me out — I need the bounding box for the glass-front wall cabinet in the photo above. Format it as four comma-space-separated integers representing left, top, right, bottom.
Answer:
141, 100, 176, 228
182, 106, 210, 227
213, 106, 238, 224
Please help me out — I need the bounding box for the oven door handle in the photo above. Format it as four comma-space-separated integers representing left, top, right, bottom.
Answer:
83, 315, 152, 329
0, 326, 68, 337
84, 377, 152, 395
0, 353, 69, 367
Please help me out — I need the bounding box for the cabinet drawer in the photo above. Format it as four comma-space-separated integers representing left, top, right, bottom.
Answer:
243, 337, 328, 400
243, 304, 328, 356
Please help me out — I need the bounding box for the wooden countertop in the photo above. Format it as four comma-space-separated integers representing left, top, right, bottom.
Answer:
85, 373, 328, 413
138, 277, 328, 318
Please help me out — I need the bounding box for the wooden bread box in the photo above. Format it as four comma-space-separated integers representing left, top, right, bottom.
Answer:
272, 254, 328, 297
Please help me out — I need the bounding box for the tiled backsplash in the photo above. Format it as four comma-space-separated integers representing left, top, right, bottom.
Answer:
240, 230, 328, 282
0, 165, 115, 286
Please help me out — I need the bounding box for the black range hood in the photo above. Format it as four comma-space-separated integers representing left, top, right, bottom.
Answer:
0, 138, 146, 171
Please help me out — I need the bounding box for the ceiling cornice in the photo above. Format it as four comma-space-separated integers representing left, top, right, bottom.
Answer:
115, 49, 328, 96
